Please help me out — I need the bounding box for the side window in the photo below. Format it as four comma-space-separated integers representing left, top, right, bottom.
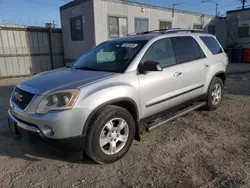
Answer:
171, 37, 205, 64
142, 39, 176, 68
159, 21, 172, 30
200, 36, 223, 55
70, 16, 83, 41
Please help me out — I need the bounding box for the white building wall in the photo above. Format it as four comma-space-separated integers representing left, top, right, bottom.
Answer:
93, 0, 214, 44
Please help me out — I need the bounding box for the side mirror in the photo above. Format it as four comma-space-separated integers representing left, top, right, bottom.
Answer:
138, 60, 163, 73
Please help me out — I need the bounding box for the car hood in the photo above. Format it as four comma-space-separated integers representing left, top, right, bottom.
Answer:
19, 68, 118, 95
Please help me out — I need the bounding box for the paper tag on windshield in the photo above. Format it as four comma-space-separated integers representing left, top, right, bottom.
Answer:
121, 43, 138, 48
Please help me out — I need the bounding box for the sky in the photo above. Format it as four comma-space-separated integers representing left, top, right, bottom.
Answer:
0, 0, 249, 28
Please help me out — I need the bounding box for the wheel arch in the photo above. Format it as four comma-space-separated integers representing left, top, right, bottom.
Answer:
214, 71, 226, 84
82, 98, 141, 141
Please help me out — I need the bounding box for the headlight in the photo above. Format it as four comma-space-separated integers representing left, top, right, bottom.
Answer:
36, 89, 80, 114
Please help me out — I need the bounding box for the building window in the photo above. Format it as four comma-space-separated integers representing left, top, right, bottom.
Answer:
193, 24, 203, 29
208, 25, 215, 35
159, 21, 172, 30
70, 16, 83, 41
108, 16, 127, 38
135, 18, 149, 33
238, 26, 250, 37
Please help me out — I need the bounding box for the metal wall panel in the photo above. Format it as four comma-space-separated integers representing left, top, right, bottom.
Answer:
0, 25, 64, 78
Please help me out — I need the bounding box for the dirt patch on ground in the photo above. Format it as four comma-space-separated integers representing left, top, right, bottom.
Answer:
0, 74, 250, 188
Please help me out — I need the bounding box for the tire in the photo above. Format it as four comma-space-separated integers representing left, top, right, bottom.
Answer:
204, 77, 224, 111
85, 105, 135, 164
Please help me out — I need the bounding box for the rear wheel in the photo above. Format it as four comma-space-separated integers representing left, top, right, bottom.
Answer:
204, 77, 223, 111
85, 105, 135, 164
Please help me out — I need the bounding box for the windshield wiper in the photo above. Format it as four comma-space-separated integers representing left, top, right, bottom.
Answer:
74, 66, 100, 71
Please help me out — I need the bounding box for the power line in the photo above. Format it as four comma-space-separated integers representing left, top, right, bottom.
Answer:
191, 2, 240, 12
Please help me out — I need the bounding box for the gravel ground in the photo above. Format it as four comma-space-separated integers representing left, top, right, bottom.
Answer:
0, 73, 250, 188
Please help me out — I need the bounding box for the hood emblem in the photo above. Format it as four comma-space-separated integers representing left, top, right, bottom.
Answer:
14, 92, 24, 103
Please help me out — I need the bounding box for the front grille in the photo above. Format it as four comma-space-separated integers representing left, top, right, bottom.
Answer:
12, 87, 35, 110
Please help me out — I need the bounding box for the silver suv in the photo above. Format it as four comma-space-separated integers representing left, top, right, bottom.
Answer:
8, 29, 228, 164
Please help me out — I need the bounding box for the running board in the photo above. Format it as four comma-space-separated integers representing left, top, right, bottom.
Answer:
146, 102, 206, 131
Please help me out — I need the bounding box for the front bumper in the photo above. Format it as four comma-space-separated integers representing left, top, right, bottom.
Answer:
8, 110, 85, 151
8, 110, 40, 133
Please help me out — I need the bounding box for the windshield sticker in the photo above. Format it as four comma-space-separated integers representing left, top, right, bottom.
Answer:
121, 43, 138, 48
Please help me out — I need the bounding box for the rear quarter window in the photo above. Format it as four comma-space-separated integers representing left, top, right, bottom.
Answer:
200, 36, 223, 55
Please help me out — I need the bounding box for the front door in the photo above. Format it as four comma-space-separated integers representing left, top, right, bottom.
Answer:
138, 38, 184, 118
135, 18, 149, 33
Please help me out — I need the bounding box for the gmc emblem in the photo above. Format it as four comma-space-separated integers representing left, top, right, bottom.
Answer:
14, 92, 24, 103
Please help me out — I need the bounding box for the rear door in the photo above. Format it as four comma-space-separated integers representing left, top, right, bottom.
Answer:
138, 38, 184, 118
171, 36, 210, 101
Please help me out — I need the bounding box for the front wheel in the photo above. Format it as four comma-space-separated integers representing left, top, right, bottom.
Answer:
85, 105, 135, 164
204, 77, 224, 111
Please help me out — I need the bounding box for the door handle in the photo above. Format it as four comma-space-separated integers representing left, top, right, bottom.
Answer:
204, 64, 209, 68
173, 72, 182, 77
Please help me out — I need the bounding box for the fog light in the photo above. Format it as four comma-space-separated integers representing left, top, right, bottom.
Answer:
42, 125, 54, 136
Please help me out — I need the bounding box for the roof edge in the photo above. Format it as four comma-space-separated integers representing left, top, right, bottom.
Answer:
60, 0, 214, 18
104, 0, 214, 17
227, 7, 250, 14
60, 0, 91, 11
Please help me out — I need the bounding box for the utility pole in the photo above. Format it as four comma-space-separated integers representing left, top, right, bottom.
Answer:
172, 4, 176, 18
172, 3, 185, 17
241, 0, 247, 9
215, 3, 218, 16
52, 20, 56, 28
202, 0, 218, 17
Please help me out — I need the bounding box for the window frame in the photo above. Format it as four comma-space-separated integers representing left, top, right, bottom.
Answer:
159, 20, 172, 30
171, 36, 207, 64
108, 15, 128, 39
139, 38, 177, 69
134, 17, 149, 33
70, 16, 83, 41
238, 26, 250, 37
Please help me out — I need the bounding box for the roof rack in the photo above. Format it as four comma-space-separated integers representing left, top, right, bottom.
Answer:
127, 28, 204, 36
164, 28, 204, 34
127, 29, 168, 36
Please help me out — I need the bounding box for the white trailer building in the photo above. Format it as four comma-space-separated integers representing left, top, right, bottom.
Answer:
60, 0, 214, 65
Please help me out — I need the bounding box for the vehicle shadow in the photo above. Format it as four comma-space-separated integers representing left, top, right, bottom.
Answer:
0, 84, 96, 164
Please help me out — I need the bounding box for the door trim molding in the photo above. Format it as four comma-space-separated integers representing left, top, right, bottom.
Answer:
146, 84, 204, 108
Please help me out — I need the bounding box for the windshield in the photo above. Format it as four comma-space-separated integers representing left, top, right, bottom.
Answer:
72, 40, 147, 73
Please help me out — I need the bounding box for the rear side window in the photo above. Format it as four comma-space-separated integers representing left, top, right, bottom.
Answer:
171, 36, 205, 64
200, 36, 223, 55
